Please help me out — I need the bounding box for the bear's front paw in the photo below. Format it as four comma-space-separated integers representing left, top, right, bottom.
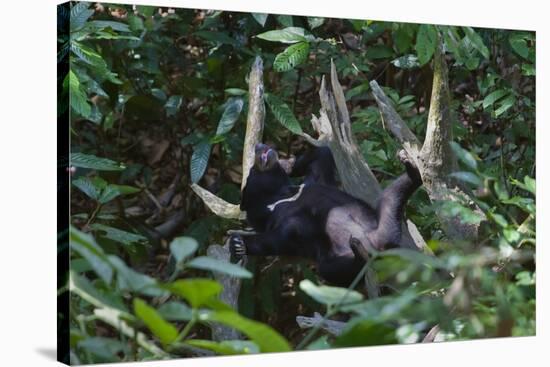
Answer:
229, 235, 246, 260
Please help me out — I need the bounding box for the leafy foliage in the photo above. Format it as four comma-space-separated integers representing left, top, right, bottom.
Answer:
63, 2, 535, 364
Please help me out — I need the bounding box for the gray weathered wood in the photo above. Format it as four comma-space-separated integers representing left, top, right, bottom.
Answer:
296, 312, 346, 336
369, 35, 485, 241
207, 244, 244, 341
302, 60, 425, 252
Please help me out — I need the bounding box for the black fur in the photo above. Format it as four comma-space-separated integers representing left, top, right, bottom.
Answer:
232, 146, 422, 286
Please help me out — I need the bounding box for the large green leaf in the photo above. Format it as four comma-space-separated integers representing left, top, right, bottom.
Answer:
72, 177, 101, 201
256, 27, 309, 44
265, 93, 302, 134
482, 89, 509, 109
70, 2, 94, 30
93, 307, 168, 358
68, 70, 91, 118
91, 224, 147, 246
157, 301, 193, 321
462, 27, 490, 59
164, 279, 223, 308
216, 98, 244, 135
88, 20, 131, 33
108, 256, 167, 297
509, 33, 531, 59
273, 42, 310, 72
201, 310, 291, 353
187, 256, 253, 278
190, 141, 211, 184
449, 171, 483, 187
450, 142, 478, 170
494, 95, 516, 117
185, 339, 259, 355
252, 13, 268, 27
134, 298, 178, 345
71, 42, 107, 68
334, 319, 397, 347
170, 236, 199, 264
70, 226, 113, 284
71, 153, 125, 171
194, 31, 238, 46
299, 279, 363, 307
415, 24, 437, 65
69, 270, 129, 314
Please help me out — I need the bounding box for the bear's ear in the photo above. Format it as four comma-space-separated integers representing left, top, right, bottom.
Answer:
278, 156, 296, 175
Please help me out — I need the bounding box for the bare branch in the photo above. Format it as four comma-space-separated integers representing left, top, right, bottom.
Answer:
242, 56, 265, 191
296, 312, 346, 336
190, 57, 266, 221
306, 60, 425, 251
420, 38, 457, 183
190, 184, 244, 220
369, 80, 422, 160
207, 244, 244, 341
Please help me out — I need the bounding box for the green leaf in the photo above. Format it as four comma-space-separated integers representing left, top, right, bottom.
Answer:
134, 298, 178, 345
70, 2, 94, 30
157, 301, 193, 321
187, 256, 253, 278
334, 319, 397, 347
96, 184, 139, 204
256, 27, 309, 44
450, 142, 478, 170
186, 339, 259, 355
71, 42, 107, 69
127, 15, 144, 32
494, 95, 516, 117
109, 256, 167, 297
70, 226, 113, 284
91, 224, 147, 246
194, 31, 238, 46
224, 88, 247, 96
273, 42, 310, 72
509, 33, 530, 59
265, 93, 303, 134
524, 176, 536, 195
78, 337, 129, 361
462, 27, 490, 59
68, 70, 91, 118
299, 279, 363, 306
72, 177, 101, 200
200, 310, 291, 352
93, 307, 168, 358
366, 45, 394, 60
440, 202, 485, 225
69, 270, 129, 314
216, 98, 244, 135
277, 15, 293, 27
378, 248, 447, 269
252, 13, 268, 27
522, 63, 535, 76
190, 141, 212, 183
449, 171, 482, 186
88, 20, 131, 33
482, 89, 509, 109
164, 279, 223, 308
169, 237, 199, 264
391, 54, 420, 69
415, 24, 437, 65
71, 152, 125, 171
307, 17, 325, 30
